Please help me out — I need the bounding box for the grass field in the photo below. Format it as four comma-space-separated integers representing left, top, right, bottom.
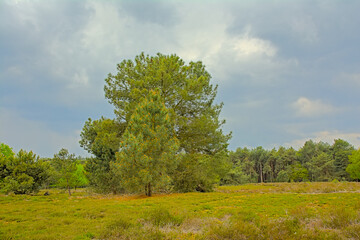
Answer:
1, 182, 360, 239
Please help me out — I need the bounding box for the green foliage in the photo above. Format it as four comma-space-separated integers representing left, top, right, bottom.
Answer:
308, 152, 335, 181
53, 149, 77, 196
112, 90, 179, 196
289, 163, 309, 182
221, 147, 258, 185
0, 143, 14, 181
80, 118, 125, 194
221, 166, 251, 185
346, 148, 360, 180
80, 117, 125, 158
297, 140, 318, 165
225, 139, 356, 185
1, 148, 48, 194
73, 164, 89, 189
331, 139, 354, 180
0, 143, 14, 159
276, 169, 290, 182
104, 52, 231, 155
85, 157, 123, 194
79, 52, 232, 194
173, 151, 230, 192
250, 146, 269, 183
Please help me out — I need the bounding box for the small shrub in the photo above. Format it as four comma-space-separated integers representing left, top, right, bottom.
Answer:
100, 217, 133, 238
73, 232, 95, 240
204, 219, 261, 240
322, 207, 356, 229
263, 218, 300, 240
145, 207, 183, 227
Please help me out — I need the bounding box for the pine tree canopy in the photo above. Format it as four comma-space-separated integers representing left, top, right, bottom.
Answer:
112, 90, 179, 196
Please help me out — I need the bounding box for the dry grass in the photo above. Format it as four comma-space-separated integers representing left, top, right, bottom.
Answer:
0, 182, 359, 239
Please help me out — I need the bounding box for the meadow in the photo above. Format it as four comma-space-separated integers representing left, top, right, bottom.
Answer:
1, 182, 360, 240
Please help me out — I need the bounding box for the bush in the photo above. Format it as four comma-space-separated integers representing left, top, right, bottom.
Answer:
289, 164, 309, 182
145, 207, 183, 227
100, 217, 133, 239
172, 152, 230, 192
276, 170, 290, 182
1, 149, 48, 194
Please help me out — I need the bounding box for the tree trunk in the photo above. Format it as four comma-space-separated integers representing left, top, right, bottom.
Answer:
66, 178, 71, 196
146, 182, 152, 197
260, 164, 263, 183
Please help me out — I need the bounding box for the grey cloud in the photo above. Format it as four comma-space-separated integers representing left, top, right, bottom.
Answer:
1, 0, 360, 155
120, 1, 179, 26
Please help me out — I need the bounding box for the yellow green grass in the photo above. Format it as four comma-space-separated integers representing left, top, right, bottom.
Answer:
1, 182, 360, 239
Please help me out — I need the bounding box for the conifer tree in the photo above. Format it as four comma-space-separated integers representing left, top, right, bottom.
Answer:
112, 90, 179, 196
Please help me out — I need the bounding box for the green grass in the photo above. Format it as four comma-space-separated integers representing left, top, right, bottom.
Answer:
1, 182, 360, 239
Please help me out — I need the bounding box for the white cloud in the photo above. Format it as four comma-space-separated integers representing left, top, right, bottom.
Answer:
292, 97, 336, 117
168, 4, 296, 87
172, 2, 231, 63
233, 29, 277, 58
200, 27, 298, 86
285, 130, 360, 149
0, 108, 86, 157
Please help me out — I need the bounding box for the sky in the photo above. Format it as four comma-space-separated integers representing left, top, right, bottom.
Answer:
1, 0, 360, 157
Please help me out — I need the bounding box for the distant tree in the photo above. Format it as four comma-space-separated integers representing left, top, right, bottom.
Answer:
250, 147, 269, 183
53, 149, 77, 196
264, 149, 278, 182
0, 143, 15, 182
346, 149, 360, 181
276, 169, 290, 182
73, 164, 89, 189
40, 158, 57, 189
308, 152, 335, 181
221, 149, 253, 185
297, 140, 318, 166
111, 90, 179, 196
289, 163, 309, 182
274, 147, 297, 181
234, 147, 257, 182
1, 147, 48, 194
331, 139, 354, 180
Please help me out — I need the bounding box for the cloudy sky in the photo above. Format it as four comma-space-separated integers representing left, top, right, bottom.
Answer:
1, 0, 360, 157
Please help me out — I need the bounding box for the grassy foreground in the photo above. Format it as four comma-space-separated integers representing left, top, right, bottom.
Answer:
1, 182, 360, 240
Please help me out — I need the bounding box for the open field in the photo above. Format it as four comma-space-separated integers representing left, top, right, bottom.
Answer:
1, 182, 360, 240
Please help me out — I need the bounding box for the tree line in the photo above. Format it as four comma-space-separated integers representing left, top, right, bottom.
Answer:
1, 53, 360, 196
222, 139, 360, 185
1, 139, 360, 196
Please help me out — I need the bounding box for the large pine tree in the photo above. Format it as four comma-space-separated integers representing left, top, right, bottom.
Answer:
112, 90, 179, 196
